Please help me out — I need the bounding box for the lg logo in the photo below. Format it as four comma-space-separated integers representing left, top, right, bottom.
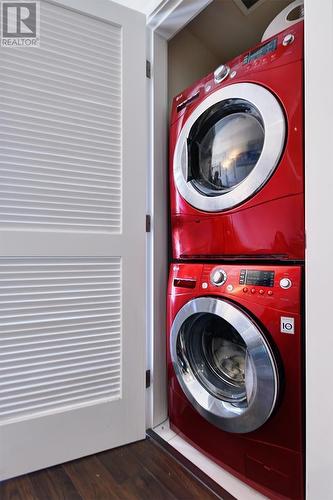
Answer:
1, 1, 40, 47
281, 317, 295, 335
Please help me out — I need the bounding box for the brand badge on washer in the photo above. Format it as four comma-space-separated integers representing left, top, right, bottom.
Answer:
281, 317, 295, 334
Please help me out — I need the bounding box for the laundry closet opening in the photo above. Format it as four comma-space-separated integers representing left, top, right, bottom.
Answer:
148, 1, 304, 497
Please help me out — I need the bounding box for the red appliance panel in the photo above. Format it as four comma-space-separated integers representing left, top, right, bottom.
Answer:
167, 263, 304, 499
169, 22, 304, 261
169, 389, 303, 500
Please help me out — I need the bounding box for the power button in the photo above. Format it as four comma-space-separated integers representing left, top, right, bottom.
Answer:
283, 34, 295, 46
280, 278, 292, 289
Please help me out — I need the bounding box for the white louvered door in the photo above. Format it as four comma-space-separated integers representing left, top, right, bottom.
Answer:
0, 0, 147, 480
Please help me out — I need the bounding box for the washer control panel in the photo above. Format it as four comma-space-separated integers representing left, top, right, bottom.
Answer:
201, 264, 301, 313
239, 269, 275, 288
170, 264, 302, 313
210, 268, 227, 287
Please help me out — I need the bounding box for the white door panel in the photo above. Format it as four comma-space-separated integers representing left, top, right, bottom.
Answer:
0, 0, 146, 480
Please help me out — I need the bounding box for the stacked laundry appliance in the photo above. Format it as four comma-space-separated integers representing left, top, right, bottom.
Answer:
167, 15, 304, 500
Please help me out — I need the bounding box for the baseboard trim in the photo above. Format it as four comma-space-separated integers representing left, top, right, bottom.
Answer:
146, 428, 236, 500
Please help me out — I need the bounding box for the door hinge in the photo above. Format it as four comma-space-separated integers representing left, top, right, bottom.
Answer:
146, 214, 151, 233
146, 369, 151, 388
146, 60, 151, 79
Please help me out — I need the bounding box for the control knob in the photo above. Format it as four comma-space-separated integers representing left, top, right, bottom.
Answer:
214, 64, 230, 83
280, 278, 292, 289
211, 268, 227, 287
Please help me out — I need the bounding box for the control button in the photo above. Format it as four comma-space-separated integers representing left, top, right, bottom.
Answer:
230, 70, 237, 79
259, 289, 264, 295
243, 287, 248, 293
226, 284, 234, 292
214, 64, 230, 83
283, 34, 295, 46
251, 288, 256, 294
210, 268, 227, 287
202, 282, 208, 289
268, 290, 273, 296
280, 278, 292, 289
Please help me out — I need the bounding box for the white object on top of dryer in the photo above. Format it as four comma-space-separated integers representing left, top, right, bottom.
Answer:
262, 0, 304, 41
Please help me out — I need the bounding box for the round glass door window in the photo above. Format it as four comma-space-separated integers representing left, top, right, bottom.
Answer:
188, 104, 265, 196
173, 83, 285, 212
179, 312, 248, 404
170, 297, 279, 433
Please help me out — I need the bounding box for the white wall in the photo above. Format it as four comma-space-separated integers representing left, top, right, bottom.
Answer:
168, 27, 220, 107
150, 32, 169, 427
305, 0, 333, 498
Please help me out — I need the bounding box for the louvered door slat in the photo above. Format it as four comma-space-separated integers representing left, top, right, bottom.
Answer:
0, 0, 122, 231
0, 258, 121, 423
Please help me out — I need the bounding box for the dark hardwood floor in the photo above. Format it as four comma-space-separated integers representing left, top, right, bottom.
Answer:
0, 437, 223, 499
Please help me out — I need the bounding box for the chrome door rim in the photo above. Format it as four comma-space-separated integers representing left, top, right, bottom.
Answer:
173, 83, 286, 212
170, 297, 279, 433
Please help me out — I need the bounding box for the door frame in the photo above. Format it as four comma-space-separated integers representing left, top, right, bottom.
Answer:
303, 1, 333, 498
147, 1, 332, 498
145, 0, 214, 430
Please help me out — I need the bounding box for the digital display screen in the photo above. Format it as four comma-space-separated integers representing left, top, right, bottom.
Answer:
239, 270, 275, 287
243, 38, 277, 65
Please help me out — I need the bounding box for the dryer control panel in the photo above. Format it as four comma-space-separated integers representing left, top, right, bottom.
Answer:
170, 20, 303, 125
243, 37, 277, 65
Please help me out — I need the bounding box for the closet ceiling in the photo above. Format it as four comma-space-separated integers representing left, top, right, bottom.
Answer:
186, 0, 295, 63
111, 0, 161, 15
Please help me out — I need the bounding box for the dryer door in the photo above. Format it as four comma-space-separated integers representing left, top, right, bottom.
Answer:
170, 297, 279, 433
174, 83, 285, 212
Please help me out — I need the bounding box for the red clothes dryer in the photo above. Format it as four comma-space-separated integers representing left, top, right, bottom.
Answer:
167, 263, 304, 499
170, 22, 304, 261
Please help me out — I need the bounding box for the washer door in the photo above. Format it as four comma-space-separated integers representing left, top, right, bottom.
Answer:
170, 297, 279, 433
173, 83, 285, 212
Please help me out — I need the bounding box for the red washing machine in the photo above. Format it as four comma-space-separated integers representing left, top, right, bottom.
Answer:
170, 22, 304, 261
167, 263, 304, 499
